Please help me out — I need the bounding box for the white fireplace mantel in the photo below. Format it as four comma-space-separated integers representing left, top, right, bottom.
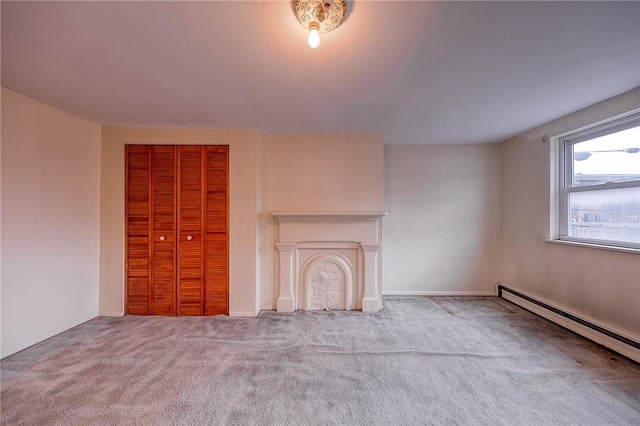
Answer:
270, 211, 386, 313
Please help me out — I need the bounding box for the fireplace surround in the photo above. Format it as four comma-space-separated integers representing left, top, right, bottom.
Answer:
270, 212, 386, 312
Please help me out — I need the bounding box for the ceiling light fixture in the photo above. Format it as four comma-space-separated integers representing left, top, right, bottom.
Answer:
293, 0, 348, 49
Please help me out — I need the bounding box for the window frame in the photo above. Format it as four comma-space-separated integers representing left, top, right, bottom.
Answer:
555, 110, 640, 250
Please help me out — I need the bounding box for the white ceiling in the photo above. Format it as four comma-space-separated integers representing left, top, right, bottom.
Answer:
2, 1, 639, 145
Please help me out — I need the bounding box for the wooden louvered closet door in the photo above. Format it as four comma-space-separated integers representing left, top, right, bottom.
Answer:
125, 145, 228, 316
204, 146, 229, 315
177, 146, 205, 315
151, 146, 177, 315
125, 146, 153, 315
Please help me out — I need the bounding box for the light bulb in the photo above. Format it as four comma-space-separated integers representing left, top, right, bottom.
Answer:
308, 27, 320, 48
308, 29, 320, 48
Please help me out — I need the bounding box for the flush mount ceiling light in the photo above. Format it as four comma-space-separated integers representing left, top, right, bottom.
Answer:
293, 0, 348, 49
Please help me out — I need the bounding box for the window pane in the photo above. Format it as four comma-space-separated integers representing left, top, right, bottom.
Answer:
571, 126, 640, 186
568, 187, 640, 244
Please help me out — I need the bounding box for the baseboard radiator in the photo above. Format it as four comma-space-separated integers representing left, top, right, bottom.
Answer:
497, 284, 640, 363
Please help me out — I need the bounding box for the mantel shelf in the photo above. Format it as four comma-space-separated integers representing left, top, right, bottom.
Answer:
270, 211, 387, 221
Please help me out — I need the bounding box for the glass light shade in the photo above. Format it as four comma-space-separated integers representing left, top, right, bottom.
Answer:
308, 28, 320, 48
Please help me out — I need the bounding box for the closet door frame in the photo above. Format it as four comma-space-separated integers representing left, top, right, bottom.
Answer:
125, 144, 229, 316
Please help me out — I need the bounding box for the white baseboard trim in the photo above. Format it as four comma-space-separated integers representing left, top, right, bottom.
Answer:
229, 311, 259, 317
98, 310, 124, 317
383, 291, 496, 296
499, 285, 640, 364
99, 310, 257, 318
1, 312, 98, 359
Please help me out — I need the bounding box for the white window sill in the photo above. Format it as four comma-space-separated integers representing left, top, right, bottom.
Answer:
544, 238, 640, 254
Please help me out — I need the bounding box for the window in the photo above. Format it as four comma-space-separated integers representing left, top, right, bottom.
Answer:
558, 111, 640, 250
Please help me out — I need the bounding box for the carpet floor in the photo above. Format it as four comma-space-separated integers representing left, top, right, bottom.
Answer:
1, 296, 639, 425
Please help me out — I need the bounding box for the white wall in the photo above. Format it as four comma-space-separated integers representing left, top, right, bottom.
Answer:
500, 87, 640, 342
382, 144, 501, 295
259, 134, 384, 309
99, 127, 261, 317
1, 88, 101, 358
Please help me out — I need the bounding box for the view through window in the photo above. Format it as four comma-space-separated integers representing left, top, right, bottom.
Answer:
561, 113, 640, 248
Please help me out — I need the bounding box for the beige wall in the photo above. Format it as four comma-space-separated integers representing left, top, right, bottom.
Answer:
99, 127, 261, 317
259, 134, 384, 309
3, 82, 637, 357
383, 144, 501, 295
1, 88, 101, 357
500, 87, 640, 341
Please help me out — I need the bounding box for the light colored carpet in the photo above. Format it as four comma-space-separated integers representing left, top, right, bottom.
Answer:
1, 296, 639, 425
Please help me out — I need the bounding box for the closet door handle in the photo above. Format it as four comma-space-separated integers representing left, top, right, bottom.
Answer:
159, 235, 166, 241
186, 235, 193, 241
